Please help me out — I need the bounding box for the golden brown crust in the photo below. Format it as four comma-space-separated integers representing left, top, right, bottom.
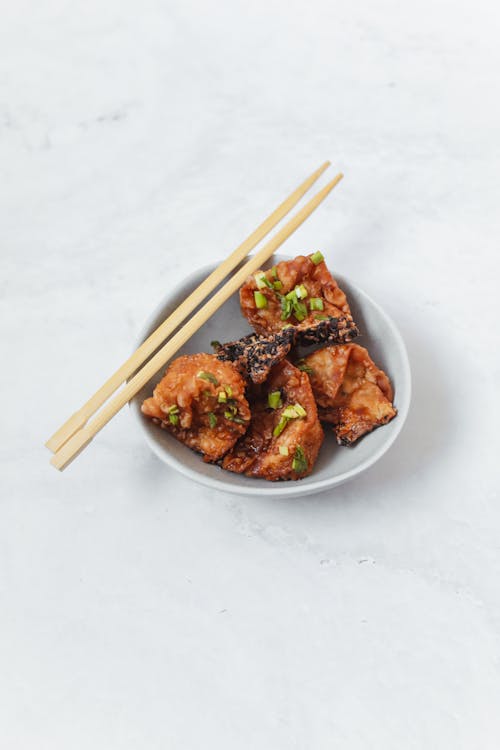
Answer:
141, 353, 251, 462
301, 344, 397, 445
221, 360, 324, 480
239, 253, 352, 335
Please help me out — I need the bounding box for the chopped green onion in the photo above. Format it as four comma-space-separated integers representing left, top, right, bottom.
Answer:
268, 391, 282, 409
282, 323, 294, 329
225, 385, 233, 398
285, 289, 298, 302
309, 297, 324, 311
208, 412, 217, 428
232, 416, 248, 425
169, 413, 179, 426
273, 416, 289, 437
255, 272, 273, 289
167, 405, 179, 414
311, 251, 324, 265
271, 266, 278, 279
197, 371, 219, 385
295, 284, 308, 299
224, 405, 238, 420
254, 272, 266, 289
210, 340, 221, 350
280, 296, 293, 320
254, 291, 268, 309
296, 359, 313, 374
279, 445, 289, 456
273, 281, 283, 291
314, 314, 330, 320
292, 445, 308, 473
282, 403, 306, 419
293, 300, 308, 321
217, 391, 227, 403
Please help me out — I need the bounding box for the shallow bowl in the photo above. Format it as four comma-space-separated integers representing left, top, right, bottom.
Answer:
130, 254, 411, 497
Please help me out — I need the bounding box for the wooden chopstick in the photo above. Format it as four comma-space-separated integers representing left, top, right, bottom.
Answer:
50, 172, 343, 471
45, 161, 331, 454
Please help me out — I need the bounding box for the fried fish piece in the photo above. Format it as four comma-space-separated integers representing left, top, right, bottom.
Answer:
221, 360, 324, 481
141, 353, 251, 462
240, 253, 353, 336
215, 317, 359, 384
300, 344, 397, 445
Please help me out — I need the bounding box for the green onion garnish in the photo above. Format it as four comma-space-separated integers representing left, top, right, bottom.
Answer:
210, 340, 221, 350
279, 445, 289, 456
254, 273, 267, 289
280, 296, 293, 320
169, 413, 179, 426
232, 416, 248, 425
314, 314, 329, 320
197, 371, 219, 385
294, 403, 307, 417
282, 289, 308, 321
268, 391, 282, 410
167, 405, 179, 414
273, 416, 289, 437
292, 445, 308, 473
311, 251, 324, 265
296, 359, 313, 374
295, 284, 308, 299
254, 291, 268, 309
293, 300, 308, 321
273, 281, 283, 291
282, 403, 306, 419
271, 266, 278, 279
255, 273, 273, 289
282, 323, 294, 329
224, 405, 238, 420
225, 385, 233, 398
217, 391, 227, 403
208, 412, 217, 428
309, 297, 324, 311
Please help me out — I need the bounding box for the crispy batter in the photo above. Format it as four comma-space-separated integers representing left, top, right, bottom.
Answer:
240, 253, 352, 335
215, 327, 295, 384
141, 353, 251, 462
222, 360, 324, 481
301, 344, 397, 445
294, 316, 358, 347
215, 317, 358, 384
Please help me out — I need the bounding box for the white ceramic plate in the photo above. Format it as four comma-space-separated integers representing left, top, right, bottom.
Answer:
130, 254, 411, 497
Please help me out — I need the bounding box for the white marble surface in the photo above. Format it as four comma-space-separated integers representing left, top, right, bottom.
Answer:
1, 1, 500, 747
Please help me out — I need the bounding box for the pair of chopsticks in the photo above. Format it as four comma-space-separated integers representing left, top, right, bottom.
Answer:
47, 162, 343, 470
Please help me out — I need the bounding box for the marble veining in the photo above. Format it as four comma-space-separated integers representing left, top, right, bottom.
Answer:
1, 0, 499, 747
